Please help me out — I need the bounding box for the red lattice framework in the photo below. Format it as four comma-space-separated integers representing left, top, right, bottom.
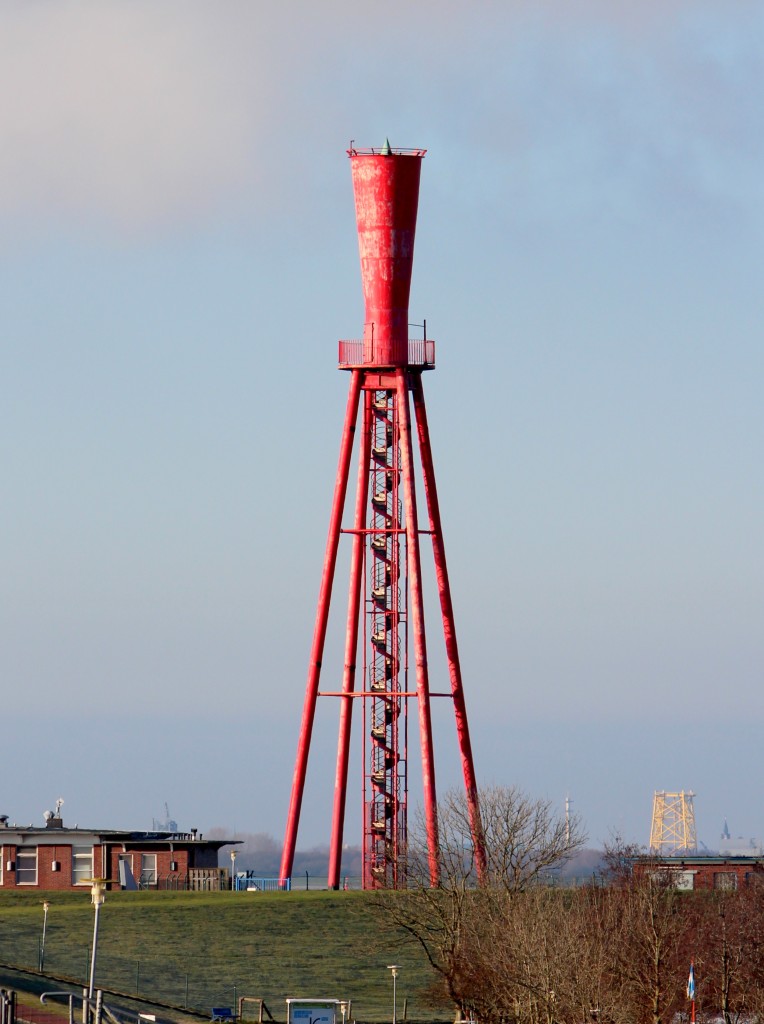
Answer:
280, 147, 485, 889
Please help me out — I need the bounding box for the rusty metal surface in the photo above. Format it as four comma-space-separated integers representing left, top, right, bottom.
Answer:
349, 150, 424, 367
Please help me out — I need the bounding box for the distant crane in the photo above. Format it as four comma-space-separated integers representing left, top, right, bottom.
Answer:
152, 802, 178, 833
565, 794, 572, 846
650, 790, 697, 853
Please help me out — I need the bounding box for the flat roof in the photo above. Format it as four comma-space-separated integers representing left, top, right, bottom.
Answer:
0, 825, 239, 848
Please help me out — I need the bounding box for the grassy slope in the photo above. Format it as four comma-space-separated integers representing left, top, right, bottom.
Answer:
0, 891, 450, 1024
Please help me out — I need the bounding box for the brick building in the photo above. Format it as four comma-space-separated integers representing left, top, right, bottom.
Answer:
636, 854, 764, 891
0, 814, 237, 891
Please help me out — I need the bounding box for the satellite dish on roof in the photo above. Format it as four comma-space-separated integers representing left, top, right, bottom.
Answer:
43, 810, 53, 821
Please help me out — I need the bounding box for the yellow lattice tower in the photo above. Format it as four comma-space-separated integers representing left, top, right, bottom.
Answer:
650, 791, 697, 852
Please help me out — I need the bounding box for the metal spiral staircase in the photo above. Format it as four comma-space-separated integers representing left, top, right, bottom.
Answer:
365, 389, 407, 887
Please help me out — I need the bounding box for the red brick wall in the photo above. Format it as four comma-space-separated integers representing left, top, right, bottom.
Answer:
37, 845, 73, 889
1, 844, 80, 890
1, 845, 15, 888
634, 858, 764, 891
108, 846, 190, 888
0, 842, 199, 890
687, 862, 764, 890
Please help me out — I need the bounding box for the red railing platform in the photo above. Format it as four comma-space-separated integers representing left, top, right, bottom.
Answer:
338, 339, 435, 369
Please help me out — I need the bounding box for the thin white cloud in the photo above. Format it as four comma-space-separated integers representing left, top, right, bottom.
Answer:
0, 2, 267, 230
0, 0, 760, 233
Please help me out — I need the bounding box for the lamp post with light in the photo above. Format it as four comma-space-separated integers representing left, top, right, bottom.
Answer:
39, 901, 50, 971
230, 849, 237, 891
387, 965, 400, 1024
88, 880, 106, 1001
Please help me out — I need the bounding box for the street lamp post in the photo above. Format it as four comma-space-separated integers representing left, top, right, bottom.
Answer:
40, 901, 50, 971
88, 880, 106, 1002
230, 850, 237, 891
387, 965, 400, 1024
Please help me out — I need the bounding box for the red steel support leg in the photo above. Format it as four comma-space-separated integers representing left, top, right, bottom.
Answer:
411, 375, 486, 880
280, 371, 363, 883
396, 369, 440, 887
328, 390, 372, 889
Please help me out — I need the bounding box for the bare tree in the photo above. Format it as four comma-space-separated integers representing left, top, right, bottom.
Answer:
607, 859, 687, 1024
406, 785, 586, 893
468, 882, 652, 1024
377, 785, 586, 1022
378, 820, 764, 1024
698, 882, 764, 1024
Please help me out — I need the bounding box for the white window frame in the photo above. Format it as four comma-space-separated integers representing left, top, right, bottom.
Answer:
140, 853, 158, 888
16, 847, 38, 885
673, 871, 695, 891
72, 845, 94, 886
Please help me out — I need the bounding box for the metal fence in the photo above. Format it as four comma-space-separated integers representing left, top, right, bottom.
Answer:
0, 934, 248, 1017
136, 872, 367, 892
141, 869, 227, 892
0, 882, 441, 1022
232, 876, 290, 892
232, 874, 362, 892
0, 932, 440, 1024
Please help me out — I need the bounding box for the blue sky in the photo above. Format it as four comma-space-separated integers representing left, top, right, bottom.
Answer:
1, 0, 762, 853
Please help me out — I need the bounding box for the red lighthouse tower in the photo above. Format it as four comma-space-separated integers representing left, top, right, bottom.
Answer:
280, 143, 483, 889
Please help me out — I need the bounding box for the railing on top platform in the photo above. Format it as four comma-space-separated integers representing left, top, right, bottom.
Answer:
338, 339, 435, 368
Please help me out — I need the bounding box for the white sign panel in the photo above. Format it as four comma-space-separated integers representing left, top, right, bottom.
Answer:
286, 1001, 339, 1024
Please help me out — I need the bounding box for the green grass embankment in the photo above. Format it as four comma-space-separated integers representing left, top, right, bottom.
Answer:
0, 890, 450, 1024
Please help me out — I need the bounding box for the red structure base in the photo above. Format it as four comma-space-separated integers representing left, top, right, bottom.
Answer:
280, 365, 483, 888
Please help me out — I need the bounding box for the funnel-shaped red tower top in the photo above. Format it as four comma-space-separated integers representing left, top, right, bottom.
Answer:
349, 142, 426, 366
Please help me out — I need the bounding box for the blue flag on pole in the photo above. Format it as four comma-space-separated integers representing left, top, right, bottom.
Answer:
687, 963, 695, 1000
